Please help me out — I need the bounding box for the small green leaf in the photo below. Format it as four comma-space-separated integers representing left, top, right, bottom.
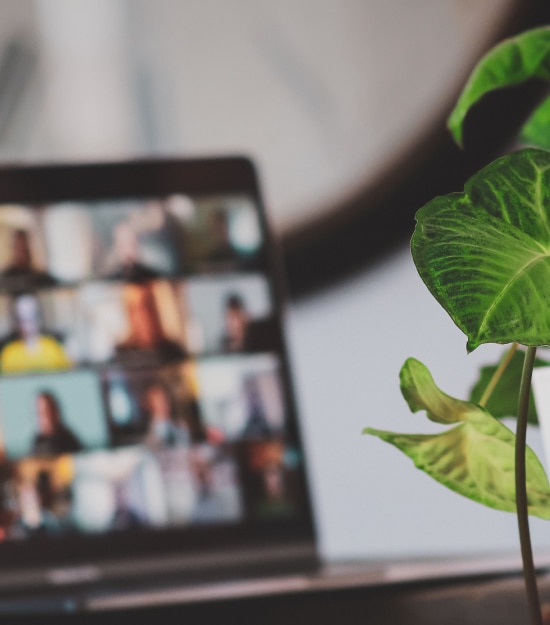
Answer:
520, 94, 550, 150
364, 359, 550, 518
469, 349, 550, 424
412, 148, 550, 352
449, 27, 550, 146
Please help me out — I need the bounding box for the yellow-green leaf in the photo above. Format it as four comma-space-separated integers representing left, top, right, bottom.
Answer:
364, 358, 550, 518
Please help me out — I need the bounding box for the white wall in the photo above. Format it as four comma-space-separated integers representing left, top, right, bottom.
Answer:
287, 243, 550, 561
24, 0, 516, 234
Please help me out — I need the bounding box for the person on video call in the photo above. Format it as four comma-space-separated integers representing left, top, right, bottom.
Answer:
110, 481, 143, 530
114, 282, 185, 366
0, 229, 57, 291
220, 293, 275, 353
208, 209, 239, 262
257, 461, 292, 518
221, 293, 250, 352
103, 220, 161, 282
240, 376, 272, 439
0, 293, 71, 373
143, 382, 190, 448
190, 447, 229, 523
31, 391, 82, 456
17, 469, 70, 537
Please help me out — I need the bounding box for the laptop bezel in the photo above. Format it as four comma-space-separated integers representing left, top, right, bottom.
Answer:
0, 156, 318, 581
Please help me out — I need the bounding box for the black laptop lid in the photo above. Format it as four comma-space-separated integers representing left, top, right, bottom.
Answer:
0, 157, 316, 591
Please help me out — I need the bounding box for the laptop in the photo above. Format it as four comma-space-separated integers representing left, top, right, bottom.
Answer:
0, 157, 319, 614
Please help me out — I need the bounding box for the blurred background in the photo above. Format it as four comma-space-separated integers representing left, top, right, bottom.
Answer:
1, 0, 550, 562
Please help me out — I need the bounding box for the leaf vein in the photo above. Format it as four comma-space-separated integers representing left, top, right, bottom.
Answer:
477, 253, 548, 337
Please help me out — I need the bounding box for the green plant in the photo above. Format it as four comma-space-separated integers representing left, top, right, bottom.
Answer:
365, 27, 550, 625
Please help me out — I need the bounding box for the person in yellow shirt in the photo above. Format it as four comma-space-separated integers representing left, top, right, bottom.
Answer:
0, 294, 71, 374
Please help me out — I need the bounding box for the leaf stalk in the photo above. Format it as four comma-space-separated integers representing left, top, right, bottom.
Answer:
479, 343, 519, 407
517, 345, 542, 625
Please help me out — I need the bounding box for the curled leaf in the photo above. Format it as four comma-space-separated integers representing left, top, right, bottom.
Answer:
449, 27, 550, 147
365, 358, 550, 518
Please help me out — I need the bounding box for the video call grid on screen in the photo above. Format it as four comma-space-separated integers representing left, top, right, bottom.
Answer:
0, 188, 308, 548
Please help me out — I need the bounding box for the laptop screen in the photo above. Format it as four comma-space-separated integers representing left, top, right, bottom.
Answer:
0, 158, 315, 580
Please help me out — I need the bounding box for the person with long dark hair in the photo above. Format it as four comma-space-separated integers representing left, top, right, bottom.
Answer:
31, 391, 82, 456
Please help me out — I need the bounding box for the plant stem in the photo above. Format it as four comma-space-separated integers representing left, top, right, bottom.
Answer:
479, 343, 518, 407
517, 345, 542, 625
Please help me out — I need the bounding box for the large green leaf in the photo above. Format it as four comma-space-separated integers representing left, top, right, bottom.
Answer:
469, 349, 550, 424
449, 27, 550, 147
520, 94, 550, 150
412, 148, 550, 352
364, 358, 550, 518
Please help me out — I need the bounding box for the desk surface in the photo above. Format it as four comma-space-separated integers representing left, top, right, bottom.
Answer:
6, 556, 550, 625
4, 551, 550, 621
87, 551, 550, 612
